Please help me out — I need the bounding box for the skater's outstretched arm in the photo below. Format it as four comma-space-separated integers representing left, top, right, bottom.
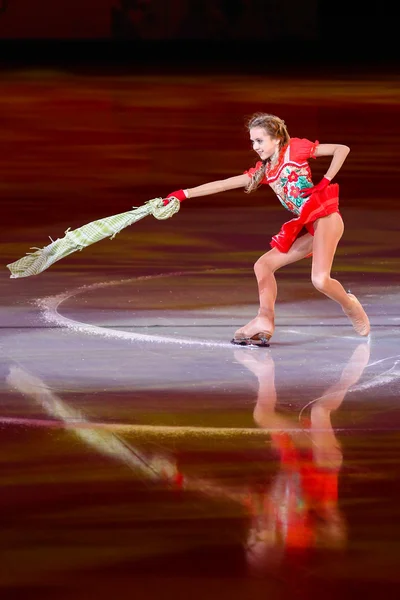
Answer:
163, 174, 249, 204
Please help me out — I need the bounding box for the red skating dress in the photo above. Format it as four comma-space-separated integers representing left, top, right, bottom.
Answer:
245, 138, 340, 253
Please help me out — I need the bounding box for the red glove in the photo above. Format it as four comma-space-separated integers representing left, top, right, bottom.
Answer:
162, 189, 188, 206
300, 177, 331, 198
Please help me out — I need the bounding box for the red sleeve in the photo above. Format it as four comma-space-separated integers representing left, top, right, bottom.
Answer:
289, 137, 319, 162
243, 160, 267, 183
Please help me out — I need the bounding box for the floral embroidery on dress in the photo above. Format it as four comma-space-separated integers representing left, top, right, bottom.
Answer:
245, 138, 321, 216
284, 199, 297, 213
287, 171, 299, 183
265, 146, 315, 215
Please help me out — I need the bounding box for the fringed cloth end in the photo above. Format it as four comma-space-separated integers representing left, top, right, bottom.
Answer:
6, 197, 180, 279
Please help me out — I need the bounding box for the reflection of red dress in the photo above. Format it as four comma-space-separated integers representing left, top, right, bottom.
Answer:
270, 432, 339, 549
245, 138, 340, 253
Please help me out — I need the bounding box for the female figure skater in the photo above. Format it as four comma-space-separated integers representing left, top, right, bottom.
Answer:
163, 113, 370, 346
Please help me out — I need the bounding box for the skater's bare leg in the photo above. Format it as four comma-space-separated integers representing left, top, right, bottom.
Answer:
234, 233, 314, 341
311, 213, 370, 335
311, 213, 348, 304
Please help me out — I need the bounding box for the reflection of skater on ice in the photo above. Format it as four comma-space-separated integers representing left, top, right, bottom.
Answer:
234, 342, 370, 570
6, 342, 370, 575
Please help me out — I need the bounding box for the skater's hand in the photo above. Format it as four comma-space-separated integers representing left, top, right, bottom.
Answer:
162, 189, 188, 206
300, 177, 330, 198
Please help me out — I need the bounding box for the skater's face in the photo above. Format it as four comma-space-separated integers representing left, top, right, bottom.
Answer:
250, 127, 280, 160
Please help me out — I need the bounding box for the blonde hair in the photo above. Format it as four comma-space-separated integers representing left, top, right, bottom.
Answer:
245, 113, 290, 194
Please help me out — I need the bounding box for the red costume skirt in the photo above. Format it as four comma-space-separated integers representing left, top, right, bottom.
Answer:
270, 183, 340, 253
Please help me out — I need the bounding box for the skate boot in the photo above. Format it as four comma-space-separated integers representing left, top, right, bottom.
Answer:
343, 293, 370, 336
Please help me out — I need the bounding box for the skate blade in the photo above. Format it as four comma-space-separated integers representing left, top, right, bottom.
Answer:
231, 333, 271, 348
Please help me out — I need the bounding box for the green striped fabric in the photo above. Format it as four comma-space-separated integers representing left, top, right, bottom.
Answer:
7, 197, 180, 278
